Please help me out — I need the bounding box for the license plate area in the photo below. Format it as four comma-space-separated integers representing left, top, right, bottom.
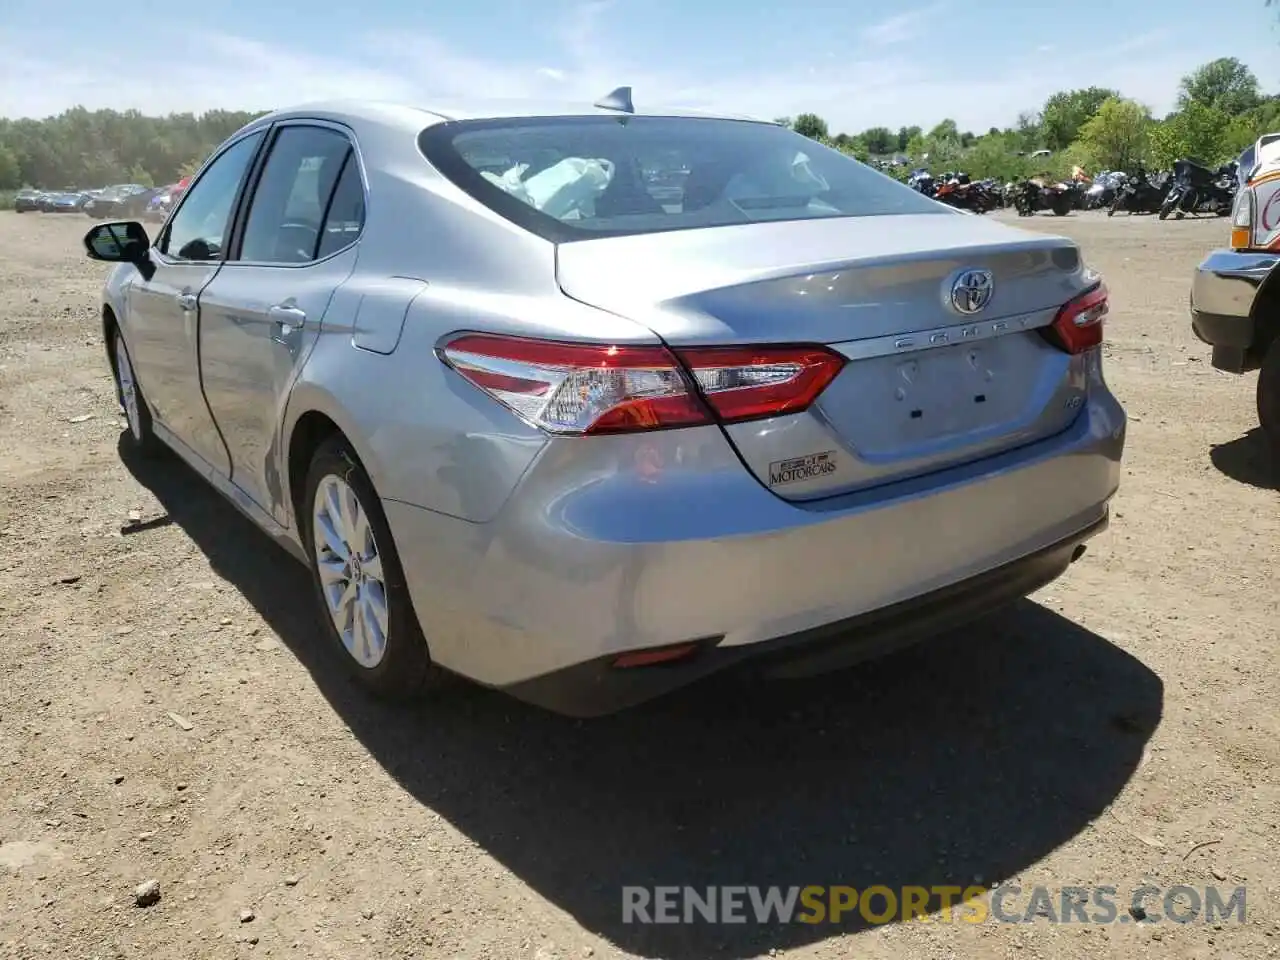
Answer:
815, 332, 1066, 462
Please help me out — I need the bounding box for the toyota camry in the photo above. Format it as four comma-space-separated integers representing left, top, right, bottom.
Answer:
83, 91, 1126, 716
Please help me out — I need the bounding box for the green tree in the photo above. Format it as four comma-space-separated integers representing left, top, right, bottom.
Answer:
1013, 111, 1043, 152
1148, 101, 1233, 168
928, 119, 958, 141
1075, 97, 1152, 170
0, 106, 263, 188
0, 145, 19, 189
127, 164, 154, 187
1040, 87, 1119, 151
792, 113, 829, 140
861, 126, 895, 154
1178, 58, 1262, 115
964, 133, 1033, 182
773, 116, 793, 128
896, 125, 920, 151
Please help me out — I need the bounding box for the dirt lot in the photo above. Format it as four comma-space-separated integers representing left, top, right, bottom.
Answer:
0, 207, 1275, 960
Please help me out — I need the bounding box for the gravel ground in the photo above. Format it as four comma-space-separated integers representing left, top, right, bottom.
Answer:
0, 208, 1275, 960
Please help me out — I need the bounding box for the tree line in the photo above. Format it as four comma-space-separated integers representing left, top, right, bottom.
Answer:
0, 57, 1277, 195
0, 108, 265, 191
783, 57, 1280, 183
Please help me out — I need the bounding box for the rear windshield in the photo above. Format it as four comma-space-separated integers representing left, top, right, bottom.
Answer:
417, 116, 947, 242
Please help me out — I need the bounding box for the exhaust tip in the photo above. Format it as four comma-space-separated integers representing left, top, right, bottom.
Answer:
1070, 544, 1088, 563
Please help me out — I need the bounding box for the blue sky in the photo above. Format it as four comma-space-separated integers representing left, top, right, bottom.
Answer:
2, 0, 1279, 132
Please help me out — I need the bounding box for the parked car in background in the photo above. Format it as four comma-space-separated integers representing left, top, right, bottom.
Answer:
46, 191, 91, 213
83, 95, 1125, 716
142, 183, 183, 222
84, 184, 155, 219
1190, 133, 1280, 451
13, 189, 45, 212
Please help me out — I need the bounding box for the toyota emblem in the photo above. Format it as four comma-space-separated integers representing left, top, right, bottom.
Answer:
947, 268, 994, 315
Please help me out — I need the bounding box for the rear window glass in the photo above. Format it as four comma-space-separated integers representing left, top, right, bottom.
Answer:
417, 116, 947, 242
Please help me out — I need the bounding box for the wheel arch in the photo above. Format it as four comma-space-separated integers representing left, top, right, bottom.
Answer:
1249, 267, 1280, 354
102, 304, 122, 402
282, 386, 387, 537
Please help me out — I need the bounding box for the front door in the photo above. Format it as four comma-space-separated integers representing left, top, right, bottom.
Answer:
198, 123, 366, 524
124, 130, 266, 474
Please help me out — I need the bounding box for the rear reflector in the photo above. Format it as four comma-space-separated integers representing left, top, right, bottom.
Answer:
612, 642, 702, 668
1046, 283, 1108, 354
440, 334, 845, 435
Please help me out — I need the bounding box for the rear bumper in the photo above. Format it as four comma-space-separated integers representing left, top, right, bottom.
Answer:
1190, 249, 1278, 373
385, 385, 1125, 715
505, 515, 1105, 716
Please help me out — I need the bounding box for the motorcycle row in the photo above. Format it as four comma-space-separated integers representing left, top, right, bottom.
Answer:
906, 158, 1239, 219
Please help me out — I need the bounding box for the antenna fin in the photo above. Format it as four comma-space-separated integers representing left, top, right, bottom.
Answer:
593, 86, 634, 114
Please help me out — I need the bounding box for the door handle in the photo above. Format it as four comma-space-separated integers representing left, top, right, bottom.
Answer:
268, 303, 307, 335
176, 292, 197, 312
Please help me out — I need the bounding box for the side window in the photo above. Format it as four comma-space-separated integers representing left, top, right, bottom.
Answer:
315, 155, 366, 260
161, 132, 263, 261
238, 126, 353, 264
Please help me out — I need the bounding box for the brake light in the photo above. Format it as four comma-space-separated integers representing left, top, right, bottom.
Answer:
439, 334, 845, 435
1046, 283, 1108, 354
675, 345, 845, 422
440, 334, 707, 434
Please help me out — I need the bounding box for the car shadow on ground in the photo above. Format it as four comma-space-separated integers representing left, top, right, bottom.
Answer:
1209, 428, 1277, 490
121, 439, 1164, 959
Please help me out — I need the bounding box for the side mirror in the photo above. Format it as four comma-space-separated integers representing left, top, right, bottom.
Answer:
84, 221, 151, 265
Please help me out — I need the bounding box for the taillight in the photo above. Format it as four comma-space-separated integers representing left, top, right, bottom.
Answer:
1046, 283, 1108, 354
675, 345, 845, 422
439, 334, 707, 434
439, 334, 844, 435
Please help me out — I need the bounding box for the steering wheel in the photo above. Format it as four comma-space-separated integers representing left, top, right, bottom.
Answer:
276, 221, 321, 262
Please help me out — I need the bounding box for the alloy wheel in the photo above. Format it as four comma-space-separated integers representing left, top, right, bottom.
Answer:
311, 474, 390, 668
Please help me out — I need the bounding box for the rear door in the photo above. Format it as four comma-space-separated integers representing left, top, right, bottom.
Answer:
198, 121, 364, 524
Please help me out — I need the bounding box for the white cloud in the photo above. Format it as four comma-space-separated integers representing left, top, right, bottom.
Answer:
858, 6, 942, 47
1, 8, 1277, 137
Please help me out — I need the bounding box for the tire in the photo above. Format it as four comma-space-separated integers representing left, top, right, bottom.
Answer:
1158, 200, 1174, 221
111, 328, 163, 457
302, 435, 443, 699
1258, 338, 1280, 456
1051, 194, 1071, 217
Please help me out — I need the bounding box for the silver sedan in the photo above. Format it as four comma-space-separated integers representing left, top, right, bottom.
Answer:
83, 92, 1126, 716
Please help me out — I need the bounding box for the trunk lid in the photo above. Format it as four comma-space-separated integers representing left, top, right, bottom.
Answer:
555, 214, 1096, 500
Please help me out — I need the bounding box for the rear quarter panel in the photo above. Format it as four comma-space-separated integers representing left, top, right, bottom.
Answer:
282, 152, 664, 525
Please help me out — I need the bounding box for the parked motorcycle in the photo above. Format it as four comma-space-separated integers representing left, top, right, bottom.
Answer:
907, 169, 936, 197
1013, 178, 1073, 216
1108, 169, 1168, 216
1159, 159, 1237, 220
1084, 171, 1127, 210
934, 173, 998, 213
